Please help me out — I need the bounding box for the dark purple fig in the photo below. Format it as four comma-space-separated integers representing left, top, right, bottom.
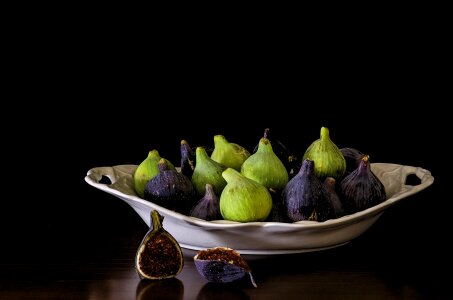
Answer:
323, 177, 344, 218
135, 210, 184, 280
144, 159, 196, 214
253, 128, 299, 174
340, 147, 367, 174
339, 156, 387, 214
194, 247, 257, 288
189, 184, 222, 221
180, 140, 196, 179
266, 189, 292, 223
281, 159, 333, 222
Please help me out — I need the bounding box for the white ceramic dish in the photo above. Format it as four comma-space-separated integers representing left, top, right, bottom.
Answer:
85, 163, 433, 255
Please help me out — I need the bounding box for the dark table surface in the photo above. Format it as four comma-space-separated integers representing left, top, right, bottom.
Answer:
1, 103, 449, 299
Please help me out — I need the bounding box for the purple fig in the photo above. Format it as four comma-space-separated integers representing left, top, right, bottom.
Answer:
194, 247, 257, 288
180, 140, 195, 179
281, 159, 333, 222
339, 156, 387, 214
189, 184, 222, 221
323, 177, 344, 218
340, 147, 367, 174
144, 159, 196, 214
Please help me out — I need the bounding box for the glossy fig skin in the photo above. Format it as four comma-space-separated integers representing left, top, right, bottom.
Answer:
220, 168, 273, 222
194, 247, 257, 287
339, 156, 387, 214
211, 135, 250, 171
135, 210, 184, 280
253, 128, 298, 173
323, 177, 345, 218
180, 140, 196, 179
340, 147, 367, 174
282, 159, 333, 222
189, 184, 222, 221
134, 150, 175, 198
144, 159, 196, 214
241, 137, 289, 191
303, 127, 346, 180
192, 147, 227, 197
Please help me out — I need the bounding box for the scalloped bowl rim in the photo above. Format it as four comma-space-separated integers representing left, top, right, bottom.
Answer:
85, 163, 434, 232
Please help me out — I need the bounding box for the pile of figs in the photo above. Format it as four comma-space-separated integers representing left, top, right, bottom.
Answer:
133, 127, 387, 223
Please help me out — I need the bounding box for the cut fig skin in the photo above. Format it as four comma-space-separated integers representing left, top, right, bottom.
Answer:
135, 210, 184, 280
194, 247, 257, 288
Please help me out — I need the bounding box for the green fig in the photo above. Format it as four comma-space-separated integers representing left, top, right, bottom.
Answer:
135, 210, 184, 280
211, 135, 250, 171
191, 147, 227, 196
253, 128, 299, 174
302, 127, 346, 180
220, 168, 272, 222
134, 150, 175, 198
241, 137, 289, 191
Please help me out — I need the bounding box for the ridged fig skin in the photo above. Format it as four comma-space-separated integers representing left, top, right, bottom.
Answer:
242, 137, 289, 191
180, 140, 195, 179
144, 159, 196, 214
133, 150, 175, 198
253, 128, 298, 173
323, 177, 345, 218
211, 135, 250, 171
339, 157, 387, 214
220, 168, 272, 222
189, 184, 222, 221
191, 147, 227, 197
282, 159, 333, 222
340, 147, 367, 174
194, 247, 257, 287
303, 127, 346, 180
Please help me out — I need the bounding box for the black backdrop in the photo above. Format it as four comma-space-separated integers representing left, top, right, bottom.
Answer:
2, 45, 448, 281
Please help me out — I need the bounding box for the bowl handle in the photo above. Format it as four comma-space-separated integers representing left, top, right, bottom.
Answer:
400, 165, 434, 192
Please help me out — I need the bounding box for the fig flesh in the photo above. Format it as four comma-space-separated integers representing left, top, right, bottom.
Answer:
135, 210, 184, 280
194, 247, 257, 288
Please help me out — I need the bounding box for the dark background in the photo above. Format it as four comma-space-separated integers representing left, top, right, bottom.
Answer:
1, 24, 450, 298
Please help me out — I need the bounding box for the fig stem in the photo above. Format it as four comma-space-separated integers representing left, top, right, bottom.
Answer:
320, 127, 330, 140
151, 210, 164, 231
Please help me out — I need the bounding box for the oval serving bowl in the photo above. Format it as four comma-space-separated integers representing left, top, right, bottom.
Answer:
85, 163, 433, 255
